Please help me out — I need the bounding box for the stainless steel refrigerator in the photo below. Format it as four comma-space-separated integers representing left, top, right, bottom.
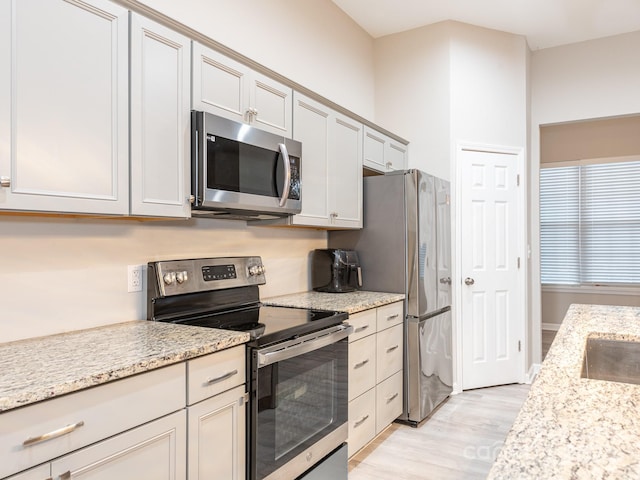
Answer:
329, 169, 452, 426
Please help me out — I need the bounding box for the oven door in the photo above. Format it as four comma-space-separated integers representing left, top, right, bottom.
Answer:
249, 324, 352, 480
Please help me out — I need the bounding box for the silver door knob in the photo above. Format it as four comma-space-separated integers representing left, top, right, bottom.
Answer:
464, 277, 475, 286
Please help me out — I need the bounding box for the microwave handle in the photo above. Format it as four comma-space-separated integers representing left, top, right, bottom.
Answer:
278, 143, 291, 207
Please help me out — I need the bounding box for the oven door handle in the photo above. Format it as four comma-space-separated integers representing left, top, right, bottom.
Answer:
257, 324, 354, 367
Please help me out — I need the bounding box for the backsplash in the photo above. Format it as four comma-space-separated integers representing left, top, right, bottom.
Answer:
0, 215, 326, 343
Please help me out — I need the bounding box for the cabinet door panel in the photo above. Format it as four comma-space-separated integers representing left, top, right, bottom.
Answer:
363, 127, 386, 171
291, 93, 330, 226
250, 71, 292, 137
130, 13, 190, 217
330, 113, 362, 228
387, 141, 408, 171
347, 388, 376, 458
375, 371, 403, 435
192, 43, 247, 123
1, 0, 128, 214
376, 323, 403, 383
349, 334, 376, 401
51, 411, 186, 480
6, 464, 51, 480
188, 385, 246, 480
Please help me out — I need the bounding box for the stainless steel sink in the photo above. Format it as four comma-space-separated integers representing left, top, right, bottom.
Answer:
581, 337, 640, 385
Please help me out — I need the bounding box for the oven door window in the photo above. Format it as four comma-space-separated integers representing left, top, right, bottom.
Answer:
254, 338, 347, 479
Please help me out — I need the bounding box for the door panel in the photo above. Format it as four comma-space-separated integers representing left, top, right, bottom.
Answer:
460, 149, 522, 390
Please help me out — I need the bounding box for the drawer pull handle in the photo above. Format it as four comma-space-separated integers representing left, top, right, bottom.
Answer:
386, 393, 399, 404
23, 421, 85, 447
354, 359, 370, 369
386, 345, 399, 353
354, 414, 370, 427
59, 472, 71, 480
354, 325, 370, 333
387, 314, 399, 321
204, 369, 238, 386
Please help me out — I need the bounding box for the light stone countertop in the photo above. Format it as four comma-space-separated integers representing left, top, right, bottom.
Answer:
263, 290, 405, 314
488, 304, 640, 479
0, 321, 249, 413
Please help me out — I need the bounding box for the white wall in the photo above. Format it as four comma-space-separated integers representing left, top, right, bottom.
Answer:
530, 31, 640, 336
373, 21, 528, 181
373, 21, 451, 179
140, 0, 376, 119
0, 216, 325, 343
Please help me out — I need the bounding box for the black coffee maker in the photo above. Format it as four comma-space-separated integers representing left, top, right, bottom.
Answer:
311, 249, 363, 293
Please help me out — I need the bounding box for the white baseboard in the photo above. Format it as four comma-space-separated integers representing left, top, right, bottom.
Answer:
525, 363, 541, 384
542, 322, 561, 331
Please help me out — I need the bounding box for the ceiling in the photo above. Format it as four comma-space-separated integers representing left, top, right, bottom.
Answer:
332, 0, 640, 50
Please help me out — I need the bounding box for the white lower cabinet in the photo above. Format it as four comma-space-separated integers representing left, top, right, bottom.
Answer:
0, 346, 248, 480
5, 464, 50, 480
51, 411, 186, 480
186, 345, 246, 480
187, 385, 246, 480
347, 301, 404, 458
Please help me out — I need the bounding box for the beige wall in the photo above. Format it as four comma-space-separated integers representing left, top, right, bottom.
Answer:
140, 0, 376, 119
0, 216, 325, 342
542, 290, 640, 328
531, 31, 640, 336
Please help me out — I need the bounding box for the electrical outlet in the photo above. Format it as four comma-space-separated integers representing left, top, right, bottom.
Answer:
128, 265, 143, 293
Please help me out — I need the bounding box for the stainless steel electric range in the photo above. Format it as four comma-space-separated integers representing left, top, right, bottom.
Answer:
147, 256, 351, 480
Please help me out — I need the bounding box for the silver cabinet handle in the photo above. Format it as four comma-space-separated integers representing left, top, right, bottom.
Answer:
386, 392, 399, 403
0, 176, 10, 188
354, 324, 370, 333
465, 277, 475, 286
278, 143, 291, 207
23, 421, 85, 447
204, 369, 238, 386
386, 345, 399, 353
59, 472, 71, 480
354, 414, 370, 427
354, 359, 370, 369
386, 314, 399, 321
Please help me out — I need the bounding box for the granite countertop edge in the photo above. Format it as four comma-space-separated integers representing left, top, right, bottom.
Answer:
0, 321, 250, 413
488, 303, 640, 479
263, 290, 405, 314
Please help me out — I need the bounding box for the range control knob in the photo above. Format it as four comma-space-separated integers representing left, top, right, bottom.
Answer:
163, 272, 176, 285
176, 271, 186, 284
248, 265, 264, 277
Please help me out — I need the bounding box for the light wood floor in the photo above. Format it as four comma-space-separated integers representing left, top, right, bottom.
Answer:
348, 383, 530, 480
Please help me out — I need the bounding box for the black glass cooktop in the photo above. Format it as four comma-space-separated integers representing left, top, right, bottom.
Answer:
172, 304, 347, 347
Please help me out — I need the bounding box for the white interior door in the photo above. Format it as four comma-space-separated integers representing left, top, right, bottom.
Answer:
459, 147, 524, 390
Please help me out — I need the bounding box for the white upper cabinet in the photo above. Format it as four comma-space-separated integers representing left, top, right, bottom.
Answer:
130, 13, 191, 218
363, 126, 408, 173
330, 112, 363, 228
0, 0, 129, 215
192, 43, 292, 137
290, 92, 362, 229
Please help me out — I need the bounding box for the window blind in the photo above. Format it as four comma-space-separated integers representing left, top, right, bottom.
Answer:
540, 160, 640, 286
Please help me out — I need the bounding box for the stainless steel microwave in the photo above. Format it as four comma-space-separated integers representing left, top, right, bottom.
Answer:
191, 111, 302, 220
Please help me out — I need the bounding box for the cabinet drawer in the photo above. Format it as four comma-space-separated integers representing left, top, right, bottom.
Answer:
0, 363, 185, 479
347, 388, 376, 458
348, 335, 376, 401
375, 371, 403, 435
376, 323, 403, 383
187, 345, 245, 405
376, 302, 403, 331
348, 309, 377, 342
51, 410, 186, 480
